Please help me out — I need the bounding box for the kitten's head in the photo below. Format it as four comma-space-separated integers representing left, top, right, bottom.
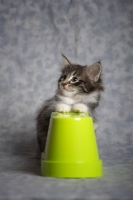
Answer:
57, 55, 103, 97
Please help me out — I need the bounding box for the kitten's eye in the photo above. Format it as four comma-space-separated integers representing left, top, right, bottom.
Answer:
61, 75, 66, 80
71, 77, 78, 82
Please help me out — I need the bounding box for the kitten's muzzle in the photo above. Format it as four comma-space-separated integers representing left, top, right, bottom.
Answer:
62, 85, 68, 90
62, 82, 69, 86
62, 82, 68, 89
61, 82, 70, 91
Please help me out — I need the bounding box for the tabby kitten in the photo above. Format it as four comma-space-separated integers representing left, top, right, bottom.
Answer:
36, 55, 104, 152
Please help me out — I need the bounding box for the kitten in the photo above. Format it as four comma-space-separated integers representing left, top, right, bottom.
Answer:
36, 55, 104, 152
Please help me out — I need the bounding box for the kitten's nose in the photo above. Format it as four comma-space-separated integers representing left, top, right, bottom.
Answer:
62, 82, 68, 86
62, 82, 68, 90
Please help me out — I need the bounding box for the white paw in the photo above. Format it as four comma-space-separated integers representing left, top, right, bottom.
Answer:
72, 103, 88, 113
55, 103, 71, 113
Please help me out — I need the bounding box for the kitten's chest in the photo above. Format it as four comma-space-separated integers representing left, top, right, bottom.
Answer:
56, 92, 99, 105
57, 95, 78, 105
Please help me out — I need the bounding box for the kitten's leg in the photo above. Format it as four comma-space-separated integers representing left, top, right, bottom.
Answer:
55, 103, 71, 112
36, 114, 50, 153
72, 103, 88, 113
37, 136, 47, 153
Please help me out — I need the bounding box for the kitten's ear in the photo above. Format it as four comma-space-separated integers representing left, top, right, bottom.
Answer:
62, 54, 71, 66
87, 62, 102, 82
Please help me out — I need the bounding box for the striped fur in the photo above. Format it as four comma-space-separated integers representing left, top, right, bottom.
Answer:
36, 57, 104, 152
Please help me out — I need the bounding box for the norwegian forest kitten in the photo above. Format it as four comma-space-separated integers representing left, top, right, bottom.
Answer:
36, 55, 104, 152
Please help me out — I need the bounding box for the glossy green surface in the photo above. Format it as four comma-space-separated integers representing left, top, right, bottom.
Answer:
41, 112, 103, 178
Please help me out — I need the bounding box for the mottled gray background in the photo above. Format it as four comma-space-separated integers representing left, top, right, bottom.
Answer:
0, 0, 133, 199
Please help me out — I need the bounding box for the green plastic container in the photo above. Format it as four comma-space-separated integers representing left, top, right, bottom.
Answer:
41, 112, 103, 178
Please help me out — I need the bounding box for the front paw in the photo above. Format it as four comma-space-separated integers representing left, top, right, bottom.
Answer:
72, 103, 88, 113
55, 103, 71, 113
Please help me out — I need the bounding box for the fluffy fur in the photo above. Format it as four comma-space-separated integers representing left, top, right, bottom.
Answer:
36, 55, 104, 152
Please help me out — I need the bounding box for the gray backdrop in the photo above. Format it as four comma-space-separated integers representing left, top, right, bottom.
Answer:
0, 0, 133, 199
